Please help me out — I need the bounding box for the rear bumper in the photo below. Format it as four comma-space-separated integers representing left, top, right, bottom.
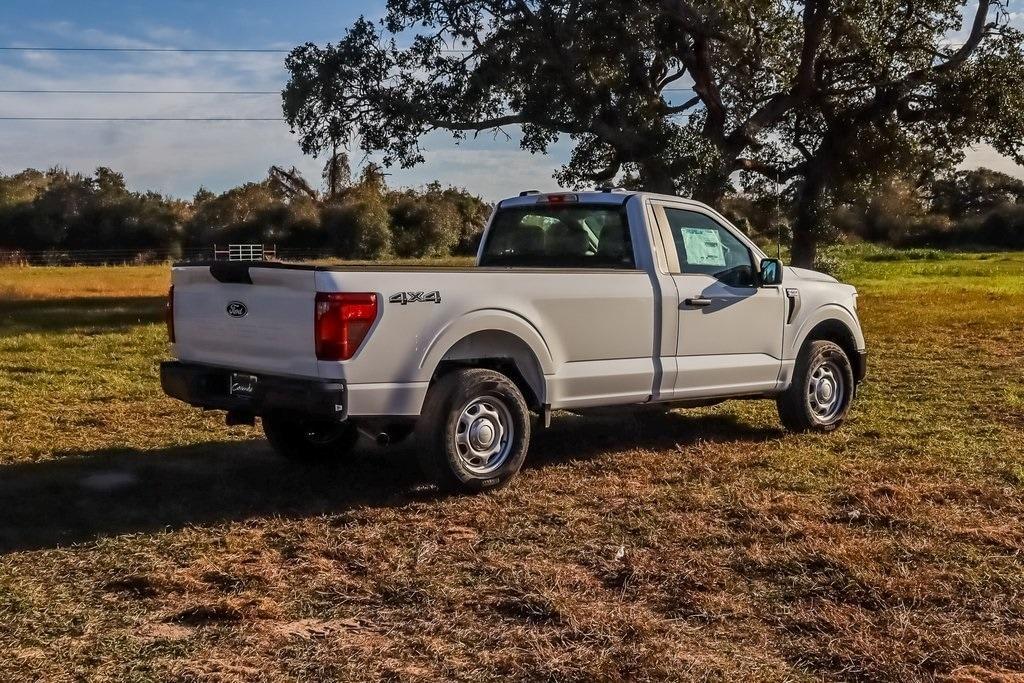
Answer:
160, 361, 347, 420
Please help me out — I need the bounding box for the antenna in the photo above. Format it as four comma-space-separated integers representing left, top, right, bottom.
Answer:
775, 170, 783, 259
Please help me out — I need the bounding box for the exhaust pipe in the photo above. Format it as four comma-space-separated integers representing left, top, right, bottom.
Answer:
356, 424, 393, 447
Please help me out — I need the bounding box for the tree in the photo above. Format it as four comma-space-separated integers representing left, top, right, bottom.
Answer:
283, 4, 725, 197
931, 168, 1024, 217
322, 165, 394, 258
735, 1, 1024, 263
283, 0, 1024, 266
322, 148, 352, 200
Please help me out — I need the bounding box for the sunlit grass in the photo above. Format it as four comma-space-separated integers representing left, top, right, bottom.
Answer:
0, 251, 1021, 680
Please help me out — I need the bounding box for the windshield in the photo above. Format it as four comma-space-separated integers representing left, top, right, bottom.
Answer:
479, 204, 635, 268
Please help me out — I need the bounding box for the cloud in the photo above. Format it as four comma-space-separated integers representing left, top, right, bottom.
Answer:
960, 144, 1024, 179
0, 21, 572, 200
0, 22, 309, 197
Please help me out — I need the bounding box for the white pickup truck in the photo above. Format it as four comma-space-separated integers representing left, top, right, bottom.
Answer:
162, 190, 866, 492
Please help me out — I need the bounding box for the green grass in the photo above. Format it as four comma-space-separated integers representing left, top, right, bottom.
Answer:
1, 251, 1022, 681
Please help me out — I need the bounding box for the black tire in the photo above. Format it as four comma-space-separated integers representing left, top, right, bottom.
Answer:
262, 415, 359, 463
415, 368, 531, 493
777, 340, 855, 432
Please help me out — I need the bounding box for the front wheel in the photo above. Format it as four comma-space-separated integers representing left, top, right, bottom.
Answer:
416, 368, 531, 493
776, 340, 855, 432
262, 415, 359, 463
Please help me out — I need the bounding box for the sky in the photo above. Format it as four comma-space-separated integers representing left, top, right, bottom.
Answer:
0, 0, 1021, 201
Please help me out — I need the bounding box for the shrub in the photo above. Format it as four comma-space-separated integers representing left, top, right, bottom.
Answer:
322, 196, 392, 260
390, 195, 462, 258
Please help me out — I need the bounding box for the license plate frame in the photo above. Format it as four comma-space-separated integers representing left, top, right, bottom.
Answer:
229, 372, 259, 398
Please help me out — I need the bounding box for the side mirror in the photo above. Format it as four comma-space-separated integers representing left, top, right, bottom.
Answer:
759, 258, 784, 286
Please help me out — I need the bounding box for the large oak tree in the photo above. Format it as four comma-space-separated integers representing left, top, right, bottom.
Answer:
283, 0, 1024, 266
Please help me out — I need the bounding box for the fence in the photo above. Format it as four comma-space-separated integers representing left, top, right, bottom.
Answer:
0, 247, 334, 267
212, 244, 278, 261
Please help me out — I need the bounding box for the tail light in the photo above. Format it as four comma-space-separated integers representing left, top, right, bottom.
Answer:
165, 285, 175, 343
315, 292, 378, 361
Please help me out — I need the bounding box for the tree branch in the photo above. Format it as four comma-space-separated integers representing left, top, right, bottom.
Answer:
734, 158, 804, 181
586, 153, 623, 183
665, 95, 702, 114
427, 114, 530, 131
724, 0, 831, 153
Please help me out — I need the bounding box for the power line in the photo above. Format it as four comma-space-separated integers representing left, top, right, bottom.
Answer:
0, 116, 285, 121
0, 45, 471, 54
0, 89, 279, 94
0, 46, 290, 53
0, 87, 695, 94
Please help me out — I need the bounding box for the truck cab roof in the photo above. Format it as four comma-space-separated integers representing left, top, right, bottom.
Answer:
497, 190, 716, 211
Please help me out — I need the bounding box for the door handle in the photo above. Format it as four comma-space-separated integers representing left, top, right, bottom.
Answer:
683, 297, 713, 308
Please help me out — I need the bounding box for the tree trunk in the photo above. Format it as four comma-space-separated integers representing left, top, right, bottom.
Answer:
791, 170, 824, 269
692, 163, 733, 206
637, 159, 678, 195
790, 221, 818, 269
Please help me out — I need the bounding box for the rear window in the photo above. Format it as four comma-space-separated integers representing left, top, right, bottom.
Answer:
479, 204, 635, 268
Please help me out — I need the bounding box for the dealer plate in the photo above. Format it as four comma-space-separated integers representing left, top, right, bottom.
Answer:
229, 372, 258, 398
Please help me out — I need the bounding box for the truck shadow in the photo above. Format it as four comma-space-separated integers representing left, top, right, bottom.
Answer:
0, 296, 165, 336
0, 411, 780, 554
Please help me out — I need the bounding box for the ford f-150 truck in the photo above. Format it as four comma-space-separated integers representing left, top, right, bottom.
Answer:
161, 190, 866, 492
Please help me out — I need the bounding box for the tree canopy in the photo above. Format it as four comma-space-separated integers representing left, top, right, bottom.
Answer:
283, 0, 1024, 265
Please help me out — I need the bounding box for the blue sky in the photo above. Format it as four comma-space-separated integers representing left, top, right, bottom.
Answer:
0, 1, 1020, 200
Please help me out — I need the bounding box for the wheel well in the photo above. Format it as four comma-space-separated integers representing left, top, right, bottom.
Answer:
431, 330, 546, 411
432, 358, 542, 411
804, 319, 862, 379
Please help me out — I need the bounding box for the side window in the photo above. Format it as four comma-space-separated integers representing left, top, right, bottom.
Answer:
662, 208, 755, 287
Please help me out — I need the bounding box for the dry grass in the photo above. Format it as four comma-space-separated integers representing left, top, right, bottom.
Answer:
0, 252, 1022, 681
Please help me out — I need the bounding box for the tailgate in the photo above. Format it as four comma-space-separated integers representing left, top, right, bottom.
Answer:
172, 265, 319, 377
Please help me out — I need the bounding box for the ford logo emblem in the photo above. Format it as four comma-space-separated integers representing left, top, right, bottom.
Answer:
226, 301, 248, 318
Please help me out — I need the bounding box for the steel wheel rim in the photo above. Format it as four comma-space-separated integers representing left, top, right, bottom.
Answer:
454, 396, 514, 475
807, 358, 845, 423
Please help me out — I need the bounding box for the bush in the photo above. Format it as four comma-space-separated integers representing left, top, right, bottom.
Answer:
976, 204, 1024, 248
390, 195, 462, 258
322, 197, 392, 259
0, 165, 490, 260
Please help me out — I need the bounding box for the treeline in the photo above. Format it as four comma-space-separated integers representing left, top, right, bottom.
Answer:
1, 163, 1022, 262
0, 162, 490, 260
723, 168, 1024, 253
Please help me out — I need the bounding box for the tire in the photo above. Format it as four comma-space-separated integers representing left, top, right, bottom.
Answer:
415, 368, 531, 493
777, 340, 855, 432
262, 415, 359, 463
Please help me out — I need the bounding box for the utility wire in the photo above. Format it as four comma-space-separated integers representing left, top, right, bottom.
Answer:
0, 45, 473, 54
0, 46, 291, 53
0, 89, 280, 94
0, 116, 285, 121
0, 88, 695, 93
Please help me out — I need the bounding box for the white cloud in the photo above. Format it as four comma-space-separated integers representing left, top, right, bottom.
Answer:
0, 21, 571, 201
960, 144, 1024, 179
383, 138, 570, 199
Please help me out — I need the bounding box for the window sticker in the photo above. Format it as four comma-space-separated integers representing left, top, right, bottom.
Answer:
680, 227, 726, 267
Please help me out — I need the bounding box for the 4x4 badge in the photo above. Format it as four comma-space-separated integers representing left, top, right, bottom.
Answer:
389, 291, 441, 305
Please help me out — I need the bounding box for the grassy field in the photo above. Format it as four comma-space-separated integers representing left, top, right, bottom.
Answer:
1, 250, 1022, 681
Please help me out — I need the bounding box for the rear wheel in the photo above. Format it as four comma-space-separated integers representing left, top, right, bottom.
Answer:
262, 415, 359, 463
777, 340, 854, 432
416, 368, 530, 493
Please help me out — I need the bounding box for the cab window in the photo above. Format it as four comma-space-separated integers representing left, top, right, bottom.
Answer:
480, 204, 635, 268
662, 208, 755, 287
